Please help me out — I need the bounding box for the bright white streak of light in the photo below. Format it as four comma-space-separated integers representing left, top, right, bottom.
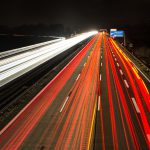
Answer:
0, 31, 98, 86
0, 39, 63, 59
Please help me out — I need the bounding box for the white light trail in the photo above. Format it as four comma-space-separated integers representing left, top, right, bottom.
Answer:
0, 31, 98, 87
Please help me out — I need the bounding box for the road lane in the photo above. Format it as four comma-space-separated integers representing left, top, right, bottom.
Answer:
96, 37, 114, 149
108, 36, 150, 149
109, 38, 150, 147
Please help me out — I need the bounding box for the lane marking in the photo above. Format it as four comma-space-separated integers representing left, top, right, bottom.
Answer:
124, 80, 129, 88
76, 74, 80, 81
98, 96, 101, 111
115, 58, 117, 61
101, 62, 103, 67
117, 63, 119, 67
60, 96, 69, 112
84, 63, 86, 67
119, 69, 123, 75
87, 101, 97, 150
100, 74, 102, 81
113, 54, 115, 57
131, 97, 140, 113
101, 56, 102, 59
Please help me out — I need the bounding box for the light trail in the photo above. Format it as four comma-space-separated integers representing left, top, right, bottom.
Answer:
0, 31, 98, 87
104, 35, 119, 150
0, 34, 99, 149
110, 38, 150, 111
0, 38, 63, 59
0, 32, 149, 149
109, 37, 150, 147
55, 34, 101, 149
105, 36, 140, 149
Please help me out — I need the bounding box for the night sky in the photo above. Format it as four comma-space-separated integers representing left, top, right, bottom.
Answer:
0, 0, 150, 28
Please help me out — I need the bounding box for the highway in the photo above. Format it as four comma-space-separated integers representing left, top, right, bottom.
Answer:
0, 32, 149, 150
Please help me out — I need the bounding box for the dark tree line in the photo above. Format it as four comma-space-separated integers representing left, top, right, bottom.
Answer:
0, 24, 76, 37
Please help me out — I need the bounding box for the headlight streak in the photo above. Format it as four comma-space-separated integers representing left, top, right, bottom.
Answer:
0, 31, 98, 87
